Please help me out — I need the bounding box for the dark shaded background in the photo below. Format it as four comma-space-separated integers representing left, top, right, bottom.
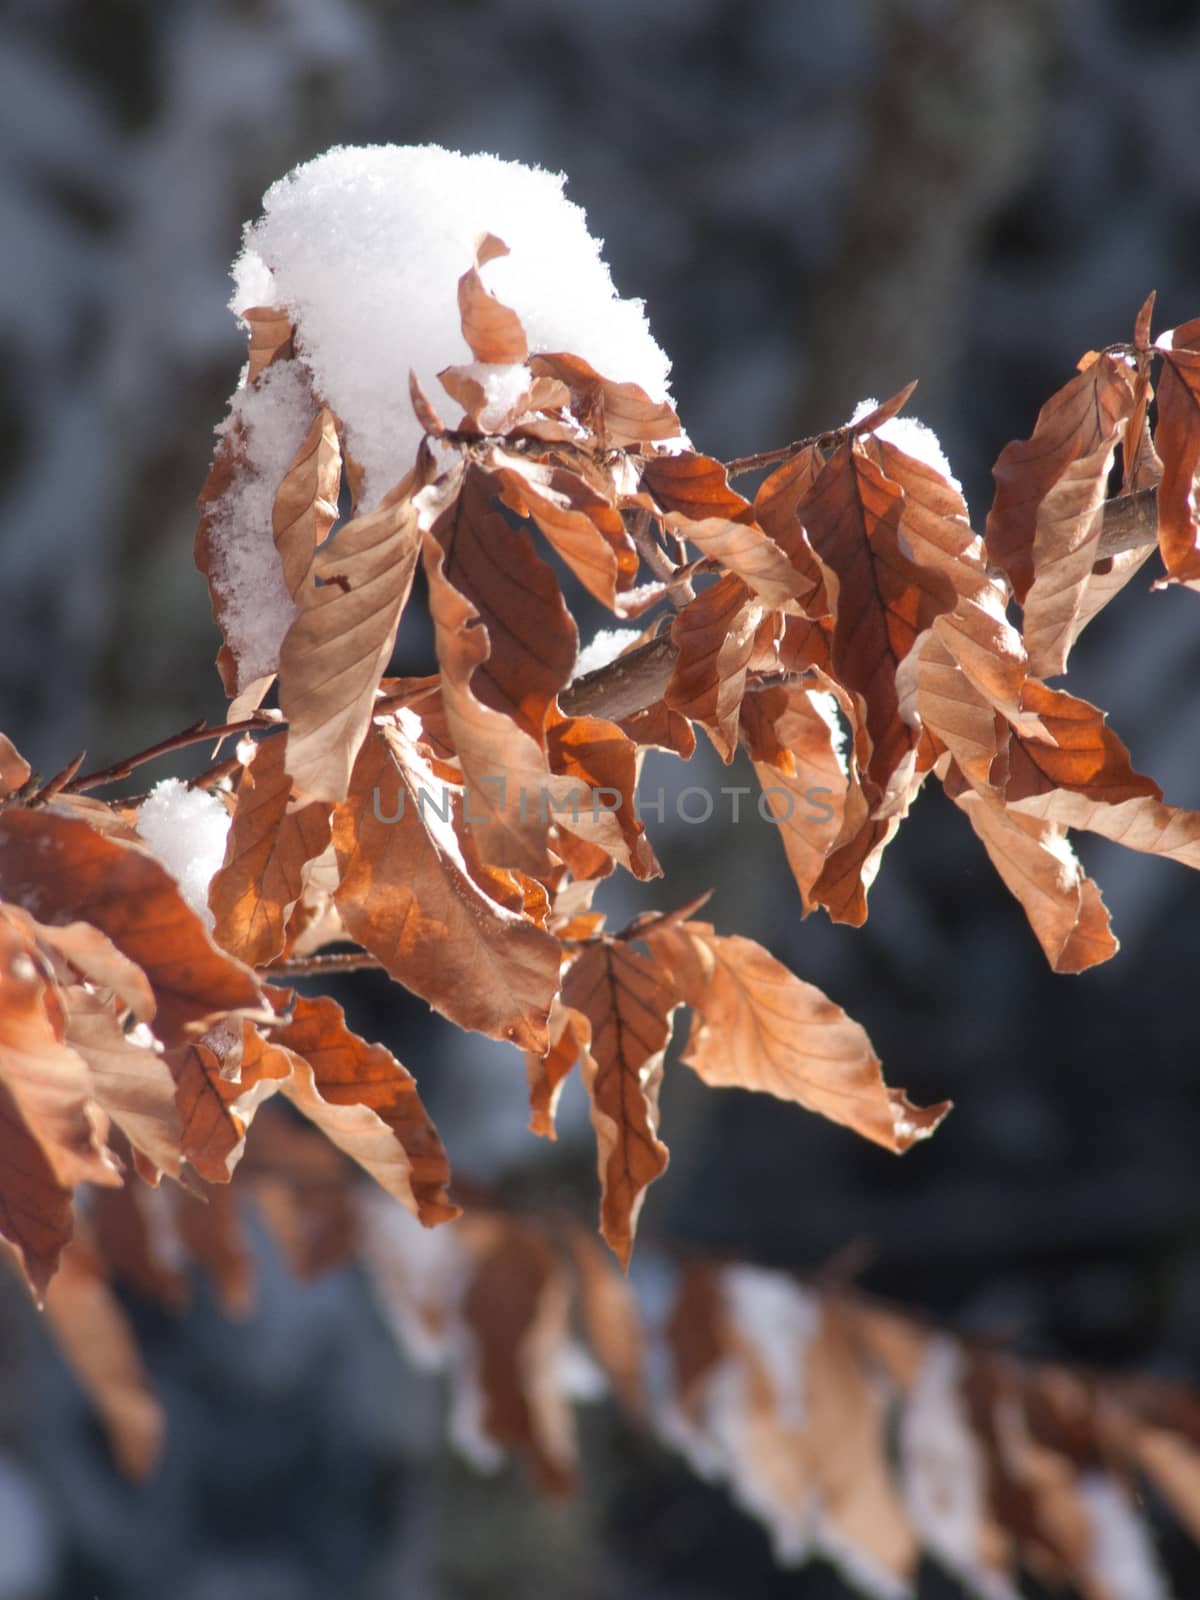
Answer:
3, 1, 1200, 1595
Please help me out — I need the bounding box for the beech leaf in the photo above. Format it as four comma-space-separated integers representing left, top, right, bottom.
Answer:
562, 941, 676, 1269
0, 808, 263, 1044
457, 233, 529, 364
279, 486, 421, 804
645, 921, 950, 1153
208, 733, 332, 968
331, 718, 561, 1051
1154, 317, 1200, 583
269, 991, 458, 1226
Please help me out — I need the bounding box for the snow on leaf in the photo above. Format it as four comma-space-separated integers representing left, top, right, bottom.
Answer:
208, 733, 332, 969
331, 719, 560, 1052
0, 809, 263, 1045
562, 941, 676, 1270
645, 921, 948, 1153
194, 358, 317, 697
233, 146, 674, 507
134, 778, 233, 933
279, 483, 421, 804
269, 991, 458, 1227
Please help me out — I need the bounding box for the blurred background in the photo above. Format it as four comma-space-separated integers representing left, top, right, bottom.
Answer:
3, 0, 1200, 1594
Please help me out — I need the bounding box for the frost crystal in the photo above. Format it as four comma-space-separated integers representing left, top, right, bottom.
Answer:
232, 143, 674, 508
134, 778, 231, 931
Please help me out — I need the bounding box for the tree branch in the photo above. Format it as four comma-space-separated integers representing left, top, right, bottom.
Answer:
51, 718, 275, 799
1096, 486, 1159, 561
265, 951, 386, 978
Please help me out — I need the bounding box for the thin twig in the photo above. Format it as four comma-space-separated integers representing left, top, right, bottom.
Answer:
266, 951, 386, 978
51, 718, 276, 799
628, 507, 696, 607
725, 435, 822, 479
33, 750, 87, 805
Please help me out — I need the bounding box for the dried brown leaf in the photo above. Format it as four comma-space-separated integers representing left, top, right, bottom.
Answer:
241, 305, 294, 383
0, 911, 121, 1190
272, 406, 342, 597
525, 997, 586, 1139
798, 443, 956, 807
331, 719, 560, 1051
431, 464, 577, 745
457, 233, 528, 364
986, 354, 1136, 672
62, 987, 182, 1181
492, 454, 639, 611
946, 770, 1118, 973
646, 921, 947, 1152
279, 487, 421, 803
270, 991, 458, 1226
562, 941, 676, 1269
665, 574, 763, 763
208, 733, 332, 968
0, 808, 263, 1043
1154, 316, 1200, 582
529, 352, 681, 449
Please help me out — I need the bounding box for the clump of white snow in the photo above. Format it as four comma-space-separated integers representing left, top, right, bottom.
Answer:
206, 360, 312, 687
134, 778, 232, 930
451, 360, 534, 430
232, 144, 675, 508
850, 397, 964, 500
573, 626, 642, 679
